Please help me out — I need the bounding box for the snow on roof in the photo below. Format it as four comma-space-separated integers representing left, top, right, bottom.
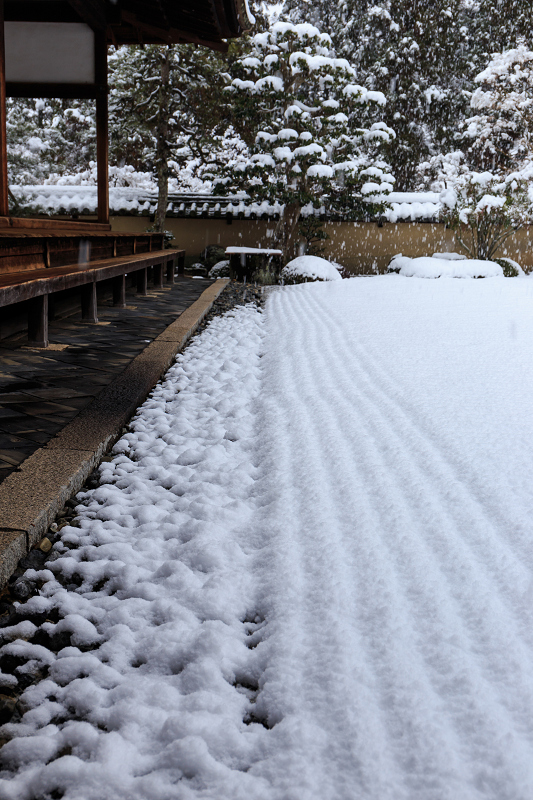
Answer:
384, 191, 441, 223
11, 185, 443, 223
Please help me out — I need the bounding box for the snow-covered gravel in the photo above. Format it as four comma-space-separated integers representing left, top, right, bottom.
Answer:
3, 275, 533, 799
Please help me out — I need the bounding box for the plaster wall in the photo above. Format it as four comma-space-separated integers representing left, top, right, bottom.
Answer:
110, 217, 533, 274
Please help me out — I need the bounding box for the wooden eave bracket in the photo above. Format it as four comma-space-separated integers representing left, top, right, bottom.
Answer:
66, 0, 107, 31
118, 11, 228, 51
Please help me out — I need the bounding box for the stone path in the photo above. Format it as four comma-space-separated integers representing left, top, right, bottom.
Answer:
0, 277, 212, 484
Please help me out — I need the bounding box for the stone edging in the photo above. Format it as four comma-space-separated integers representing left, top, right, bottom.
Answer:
0, 279, 230, 588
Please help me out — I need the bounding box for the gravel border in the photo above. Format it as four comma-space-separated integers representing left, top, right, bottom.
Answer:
0, 280, 263, 731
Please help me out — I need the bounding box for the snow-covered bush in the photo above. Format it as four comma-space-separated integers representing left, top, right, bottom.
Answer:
298, 216, 330, 256
438, 163, 531, 260
208, 259, 231, 278
214, 21, 395, 260
203, 244, 226, 269
388, 254, 503, 279
493, 257, 524, 277
418, 47, 533, 261
281, 255, 343, 283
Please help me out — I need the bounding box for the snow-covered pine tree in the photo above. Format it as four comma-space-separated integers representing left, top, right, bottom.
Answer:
464, 45, 533, 174
474, 0, 532, 59
6, 97, 96, 190
109, 44, 228, 231
284, 0, 361, 46
351, 0, 473, 190
213, 21, 395, 260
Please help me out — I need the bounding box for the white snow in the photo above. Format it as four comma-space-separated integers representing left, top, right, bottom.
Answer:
225, 246, 282, 255
282, 255, 342, 281
383, 191, 441, 222
306, 164, 334, 179
389, 254, 504, 278
3, 278, 533, 798
0, 305, 266, 800
243, 0, 255, 25
11, 184, 446, 224
432, 252, 467, 261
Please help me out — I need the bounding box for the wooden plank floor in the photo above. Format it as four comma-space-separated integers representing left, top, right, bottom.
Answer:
0, 249, 182, 304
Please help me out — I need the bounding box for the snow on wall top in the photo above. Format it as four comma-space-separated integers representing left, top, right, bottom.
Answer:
384, 191, 441, 222
11, 185, 442, 222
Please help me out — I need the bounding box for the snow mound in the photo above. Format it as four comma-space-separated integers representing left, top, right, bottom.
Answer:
432, 252, 467, 261
282, 255, 342, 283
388, 255, 504, 279
208, 259, 230, 278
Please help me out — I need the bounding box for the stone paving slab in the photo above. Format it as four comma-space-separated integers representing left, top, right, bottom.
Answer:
0, 277, 213, 484
0, 278, 229, 586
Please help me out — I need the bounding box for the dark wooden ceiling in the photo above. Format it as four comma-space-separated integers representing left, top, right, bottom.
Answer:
5, 0, 253, 51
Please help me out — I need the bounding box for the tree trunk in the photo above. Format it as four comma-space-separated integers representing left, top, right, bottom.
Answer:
274, 200, 301, 263
154, 48, 172, 234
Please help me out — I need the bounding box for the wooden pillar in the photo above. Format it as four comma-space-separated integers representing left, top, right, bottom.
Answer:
113, 274, 126, 307
153, 263, 164, 289
137, 267, 147, 295
28, 294, 49, 347
166, 259, 175, 284
0, 1, 9, 217
177, 253, 185, 275
95, 32, 109, 225
81, 282, 98, 323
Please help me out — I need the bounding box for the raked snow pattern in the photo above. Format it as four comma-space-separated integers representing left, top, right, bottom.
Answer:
2, 276, 533, 799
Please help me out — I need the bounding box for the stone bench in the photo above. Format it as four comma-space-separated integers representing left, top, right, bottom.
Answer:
225, 246, 283, 281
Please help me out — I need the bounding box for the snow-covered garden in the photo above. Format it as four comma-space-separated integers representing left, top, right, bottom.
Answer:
4, 0, 533, 796
2, 271, 533, 799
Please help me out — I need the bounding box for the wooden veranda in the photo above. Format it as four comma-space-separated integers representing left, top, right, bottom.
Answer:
0, 0, 252, 345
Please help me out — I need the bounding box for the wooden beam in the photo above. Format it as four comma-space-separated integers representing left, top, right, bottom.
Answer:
28, 294, 49, 347
4, 2, 79, 24
95, 31, 109, 225
153, 262, 164, 289
81, 281, 98, 323
112, 274, 126, 307
211, 0, 235, 39
66, 0, 106, 30
119, 11, 228, 51
136, 267, 148, 295
153, 0, 171, 31
168, 27, 228, 52
119, 11, 171, 43
0, 1, 9, 217
166, 258, 175, 283
6, 82, 99, 99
